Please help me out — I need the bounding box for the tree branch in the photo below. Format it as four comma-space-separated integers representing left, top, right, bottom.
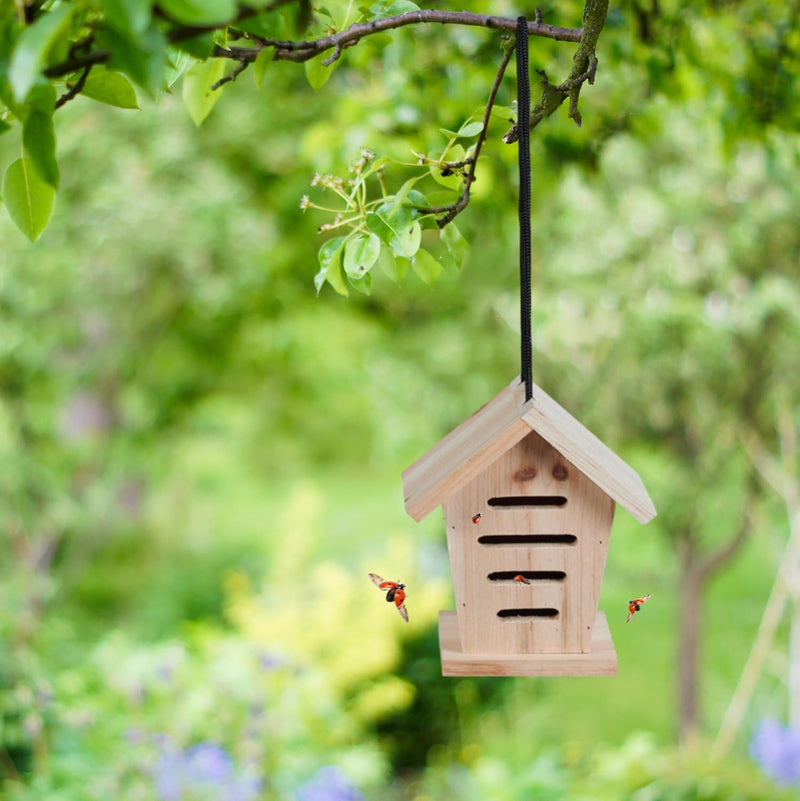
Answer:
503, 0, 608, 141
696, 472, 759, 584
415, 42, 515, 228
262, 11, 581, 63
55, 65, 93, 109
211, 59, 250, 90
44, 9, 582, 79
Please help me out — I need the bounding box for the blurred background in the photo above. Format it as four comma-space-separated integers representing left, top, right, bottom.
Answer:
2, 0, 800, 798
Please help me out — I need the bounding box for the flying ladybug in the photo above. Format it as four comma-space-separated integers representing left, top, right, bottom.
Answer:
626, 593, 651, 623
513, 574, 530, 584
368, 573, 409, 623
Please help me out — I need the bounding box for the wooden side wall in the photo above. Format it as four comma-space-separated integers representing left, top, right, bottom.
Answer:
444, 429, 615, 654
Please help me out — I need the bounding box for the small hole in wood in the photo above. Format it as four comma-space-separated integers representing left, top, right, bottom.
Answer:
477, 534, 577, 546
487, 496, 567, 508
497, 608, 559, 618
487, 571, 566, 582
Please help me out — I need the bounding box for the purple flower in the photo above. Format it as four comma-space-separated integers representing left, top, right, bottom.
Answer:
750, 719, 800, 785
296, 766, 364, 801
151, 739, 262, 801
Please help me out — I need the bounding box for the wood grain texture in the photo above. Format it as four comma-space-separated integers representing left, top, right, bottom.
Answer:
444, 429, 614, 654
439, 610, 618, 676
521, 381, 657, 524
402, 376, 656, 525
403, 379, 530, 522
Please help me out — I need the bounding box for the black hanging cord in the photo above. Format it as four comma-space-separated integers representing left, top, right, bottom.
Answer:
516, 16, 533, 401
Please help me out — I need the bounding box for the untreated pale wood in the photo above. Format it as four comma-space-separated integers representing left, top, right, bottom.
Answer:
403, 380, 530, 521
402, 376, 656, 524
444, 429, 614, 654
439, 610, 618, 676
521, 381, 656, 524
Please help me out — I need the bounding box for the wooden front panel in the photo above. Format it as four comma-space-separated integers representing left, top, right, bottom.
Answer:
444, 429, 615, 654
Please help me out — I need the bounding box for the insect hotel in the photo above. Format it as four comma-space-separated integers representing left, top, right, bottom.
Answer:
402, 377, 656, 677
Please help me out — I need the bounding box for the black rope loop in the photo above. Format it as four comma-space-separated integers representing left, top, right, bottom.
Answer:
516, 16, 533, 401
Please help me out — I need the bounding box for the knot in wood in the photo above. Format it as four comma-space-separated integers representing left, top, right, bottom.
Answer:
513, 466, 537, 482
552, 463, 569, 481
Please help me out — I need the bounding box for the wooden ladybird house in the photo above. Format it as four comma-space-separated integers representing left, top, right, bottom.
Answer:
402, 377, 656, 677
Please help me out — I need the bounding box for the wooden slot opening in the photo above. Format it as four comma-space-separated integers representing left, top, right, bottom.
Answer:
487, 571, 566, 582
487, 496, 567, 508
477, 534, 577, 546
497, 608, 559, 618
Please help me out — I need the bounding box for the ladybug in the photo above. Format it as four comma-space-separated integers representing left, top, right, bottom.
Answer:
626, 593, 651, 623
472, 513, 482, 524
513, 574, 530, 584
368, 573, 409, 623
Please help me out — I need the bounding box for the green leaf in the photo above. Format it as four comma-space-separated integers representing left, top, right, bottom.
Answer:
305, 55, 338, 90
159, 0, 236, 26
9, 5, 75, 103
412, 248, 442, 286
165, 49, 193, 88
457, 120, 484, 138
182, 59, 226, 126
441, 223, 469, 269
377, 248, 409, 284
390, 221, 421, 259
376, 181, 425, 232
376, 200, 414, 233
343, 233, 380, 278
363, 33, 393, 50
348, 271, 372, 294
102, 0, 155, 36
317, 236, 348, 296
0, 120, 12, 136
101, 23, 166, 97
430, 144, 465, 190
177, 32, 216, 60
253, 48, 272, 90
365, 212, 394, 244
369, 0, 419, 16
22, 108, 58, 188
2, 157, 56, 242
80, 69, 140, 109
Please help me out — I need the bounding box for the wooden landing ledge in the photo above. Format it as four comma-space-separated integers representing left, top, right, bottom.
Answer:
438, 610, 618, 677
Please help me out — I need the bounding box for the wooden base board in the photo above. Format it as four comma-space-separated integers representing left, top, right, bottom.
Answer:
438, 610, 618, 677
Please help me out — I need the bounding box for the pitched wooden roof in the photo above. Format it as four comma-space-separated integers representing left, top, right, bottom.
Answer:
402, 377, 657, 524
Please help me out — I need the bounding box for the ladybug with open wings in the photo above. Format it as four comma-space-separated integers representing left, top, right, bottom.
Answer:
369, 573, 409, 623
626, 593, 651, 623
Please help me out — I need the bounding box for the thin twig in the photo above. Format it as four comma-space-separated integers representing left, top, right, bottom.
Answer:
321, 44, 343, 66
211, 59, 250, 90
55, 65, 92, 109
416, 42, 515, 228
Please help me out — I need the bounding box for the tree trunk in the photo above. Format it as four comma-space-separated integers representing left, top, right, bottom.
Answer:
677, 556, 703, 743
676, 506, 752, 745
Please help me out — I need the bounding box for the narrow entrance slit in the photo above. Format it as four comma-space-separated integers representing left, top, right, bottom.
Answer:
478, 534, 577, 546
497, 608, 559, 618
487, 496, 567, 508
487, 571, 566, 582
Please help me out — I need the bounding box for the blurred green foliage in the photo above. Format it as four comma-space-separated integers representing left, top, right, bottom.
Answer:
2, 0, 800, 798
